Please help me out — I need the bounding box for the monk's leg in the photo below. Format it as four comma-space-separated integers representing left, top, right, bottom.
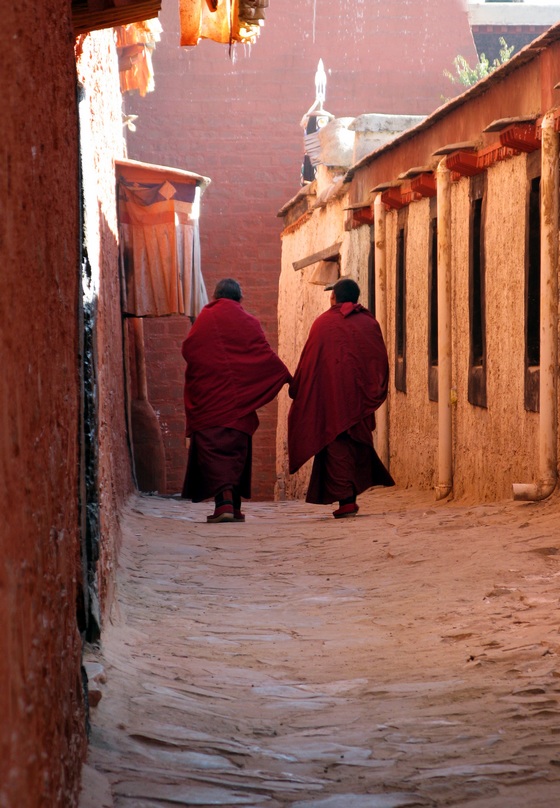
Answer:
321, 437, 362, 517
306, 434, 356, 506
182, 428, 251, 522
232, 487, 245, 522
306, 422, 394, 513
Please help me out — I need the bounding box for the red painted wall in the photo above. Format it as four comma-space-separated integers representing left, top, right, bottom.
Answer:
0, 3, 86, 805
125, 0, 476, 499
0, 7, 136, 804
76, 32, 135, 609
143, 316, 190, 493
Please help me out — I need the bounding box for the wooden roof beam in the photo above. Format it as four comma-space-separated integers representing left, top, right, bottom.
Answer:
292, 242, 342, 271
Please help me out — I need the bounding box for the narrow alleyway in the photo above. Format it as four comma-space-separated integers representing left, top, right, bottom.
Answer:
81, 488, 560, 807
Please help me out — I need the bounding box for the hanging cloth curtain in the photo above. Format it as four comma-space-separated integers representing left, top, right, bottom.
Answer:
116, 18, 163, 98
117, 175, 209, 318
179, 0, 261, 46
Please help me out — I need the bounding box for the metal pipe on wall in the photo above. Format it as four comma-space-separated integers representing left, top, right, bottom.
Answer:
374, 193, 390, 469
513, 110, 559, 501
436, 158, 453, 500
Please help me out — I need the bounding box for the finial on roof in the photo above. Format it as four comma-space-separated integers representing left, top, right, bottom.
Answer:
315, 59, 326, 106
300, 58, 334, 130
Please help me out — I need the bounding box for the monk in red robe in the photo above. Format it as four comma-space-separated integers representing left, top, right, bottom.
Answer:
288, 278, 394, 518
182, 278, 291, 523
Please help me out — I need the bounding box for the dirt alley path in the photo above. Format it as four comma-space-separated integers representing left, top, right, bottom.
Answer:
80, 487, 560, 807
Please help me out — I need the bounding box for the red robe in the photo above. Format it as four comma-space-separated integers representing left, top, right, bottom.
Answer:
182, 298, 290, 436
288, 302, 389, 474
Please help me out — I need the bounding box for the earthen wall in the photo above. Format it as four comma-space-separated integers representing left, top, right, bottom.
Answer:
384, 200, 439, 491
278, 36, 558, 503
449, 156, 538, 501
143, 315, 191, 493
0, 13, 135, 804
76, 30, 134, 612
0, 2, 85, 804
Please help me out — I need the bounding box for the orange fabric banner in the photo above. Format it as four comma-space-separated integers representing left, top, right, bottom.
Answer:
117, 178, 208, 318
180, 0, 255, 47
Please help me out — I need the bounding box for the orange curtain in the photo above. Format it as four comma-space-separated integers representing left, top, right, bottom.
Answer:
118, 178, 208, 318
116, 19, 162, 97
179, 0, 257, 46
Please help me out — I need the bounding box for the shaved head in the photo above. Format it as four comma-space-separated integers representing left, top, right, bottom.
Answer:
213, 278, 242, 302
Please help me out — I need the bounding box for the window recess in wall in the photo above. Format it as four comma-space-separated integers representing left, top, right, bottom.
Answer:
428, 199, 438, 402
468, 174, 487, 408
395, 209, 408, 393
525, 155, 541, 412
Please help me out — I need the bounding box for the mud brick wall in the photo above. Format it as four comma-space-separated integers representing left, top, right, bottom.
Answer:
0, 8, 135, 804
0, 2, 86, 805
143, 315, 191, 494
76, 31, 134, 608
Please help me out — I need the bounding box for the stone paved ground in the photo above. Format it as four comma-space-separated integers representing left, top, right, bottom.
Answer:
80, 488, 560, 807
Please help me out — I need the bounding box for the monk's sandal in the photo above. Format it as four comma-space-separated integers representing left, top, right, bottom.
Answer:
207, 502, 234, 523
333, 503, 359, 519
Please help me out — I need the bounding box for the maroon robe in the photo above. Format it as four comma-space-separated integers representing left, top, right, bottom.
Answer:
288, 302, 394, 503
183, 426, 252, 502
183, 298, 290, 435
182, 298, 290, 500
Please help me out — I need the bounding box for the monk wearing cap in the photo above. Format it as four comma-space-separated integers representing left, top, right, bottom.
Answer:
288, 278, 394, 518
182, 278, 291, 523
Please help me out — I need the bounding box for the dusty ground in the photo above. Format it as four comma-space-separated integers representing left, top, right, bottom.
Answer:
80, 487, 560, 807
